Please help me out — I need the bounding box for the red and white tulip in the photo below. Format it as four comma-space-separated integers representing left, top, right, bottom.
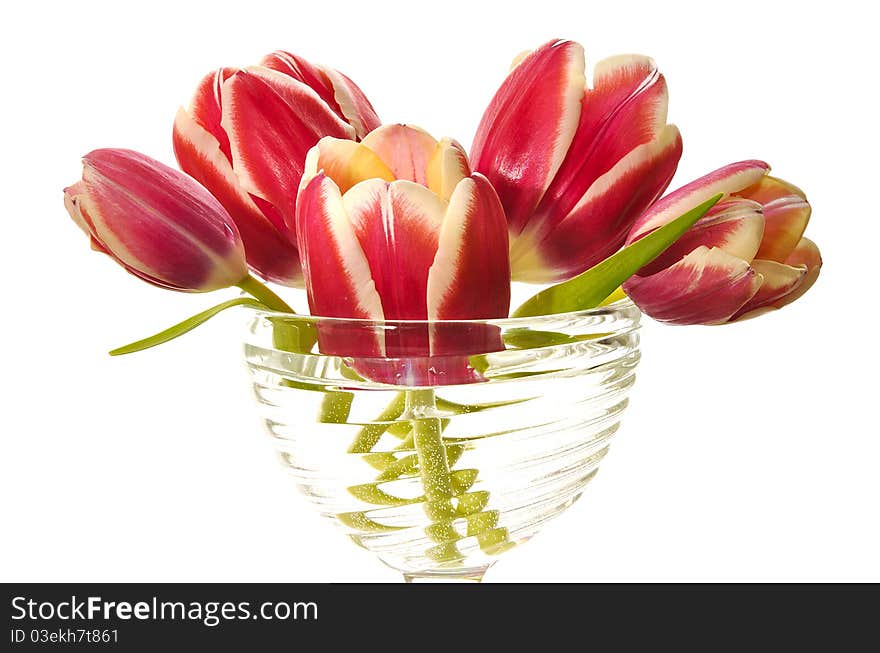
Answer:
471, 39, 683, 283
295, 125, 511, 381
172, 51, 380, 286
623, 161, 822, 324
64, 149, 248, 292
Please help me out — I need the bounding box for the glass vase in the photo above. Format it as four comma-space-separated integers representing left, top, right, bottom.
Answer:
242, 301, 641, 582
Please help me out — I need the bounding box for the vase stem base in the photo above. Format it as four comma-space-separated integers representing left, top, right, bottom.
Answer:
403, 565, 490, 583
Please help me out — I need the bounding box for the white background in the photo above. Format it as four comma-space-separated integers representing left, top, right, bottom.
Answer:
2, 0, 877, 582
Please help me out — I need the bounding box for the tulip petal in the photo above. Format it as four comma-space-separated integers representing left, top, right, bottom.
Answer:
187, 68, 237, 162
351, 356, 484, 387
623, 246, 761, 325
261, 52, 381, 139
509, 49, 533, 70
220, 67, 355, 219
729, 259, 807, 321
343, 179, 445, 321
427, 174, 510, 356
302, 137, 395, 195
471, 39, 586, 234
259, 51, 343, 118
77, 149, 247, 292
638, 198, 765, 276
428, 174, 511, 321
766, 237, 822, 310
63, 181, 91, 235
426, 138, 471, 202
735, 175, 811, 263
734, 238, 822, 320
628, 160, 770, 243
511, 124, 682, 282
65, 194, 155, 280
533, 55, 671, 233
360, 124, 438, 185
295, 173, 385, 357
318, 66, 382, 139
173, 107, 302, 284
63, 188, 112, 256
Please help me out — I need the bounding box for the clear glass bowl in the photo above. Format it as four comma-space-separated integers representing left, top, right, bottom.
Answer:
243, 301, 641, 581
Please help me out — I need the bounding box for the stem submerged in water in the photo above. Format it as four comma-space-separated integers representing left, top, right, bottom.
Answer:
407, 389, 454, 507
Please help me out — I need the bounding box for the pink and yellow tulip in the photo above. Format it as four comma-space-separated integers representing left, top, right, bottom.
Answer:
173, 51, 380, 286
472, 39, 683, 283
622, 161, 822, 324
64, 149, 248, 292
295, 124, 510, 380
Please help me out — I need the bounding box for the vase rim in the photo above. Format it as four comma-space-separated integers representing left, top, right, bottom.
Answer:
242, 298, 640, 327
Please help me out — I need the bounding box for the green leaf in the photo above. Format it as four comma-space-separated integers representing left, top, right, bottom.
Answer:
335, 511, 404, 532
512, 193, 724, 318
434, 396, 529, 413
347, 482, 416, 507
502, 328, 597, 349
108, 297, 268, 356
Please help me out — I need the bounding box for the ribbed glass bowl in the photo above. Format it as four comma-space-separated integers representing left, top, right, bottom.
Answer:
243, 300, 641, 581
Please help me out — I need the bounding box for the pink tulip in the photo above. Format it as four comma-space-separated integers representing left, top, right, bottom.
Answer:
64, 149, 248, 292
622, 161, 822, 324
471, 39, 683, 283
172, 51, 381, 286
295, 125, 510, 382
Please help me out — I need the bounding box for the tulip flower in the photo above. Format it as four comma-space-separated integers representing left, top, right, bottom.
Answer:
173, 51, 381, 286
471, 39, 683, 283
63, 148, 248, 292
622, 160, 822, 324
295, 125, 511, 382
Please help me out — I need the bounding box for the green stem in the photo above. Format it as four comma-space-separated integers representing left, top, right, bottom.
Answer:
407, 389, 454, 510
409, 390, 514, 561
236, 274, 294, 313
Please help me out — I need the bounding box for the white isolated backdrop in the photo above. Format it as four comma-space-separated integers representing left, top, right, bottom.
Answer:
1, 0, 877, 582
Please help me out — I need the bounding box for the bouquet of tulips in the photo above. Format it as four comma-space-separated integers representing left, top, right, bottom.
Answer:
63, 40, 822, 576
65, 40, 820, 341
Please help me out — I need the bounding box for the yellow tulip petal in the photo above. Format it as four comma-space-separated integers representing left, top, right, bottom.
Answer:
736, 175, 810, 263
426, 138, 471, 201
302, 137, 395, 195
772, 236, 822, 308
